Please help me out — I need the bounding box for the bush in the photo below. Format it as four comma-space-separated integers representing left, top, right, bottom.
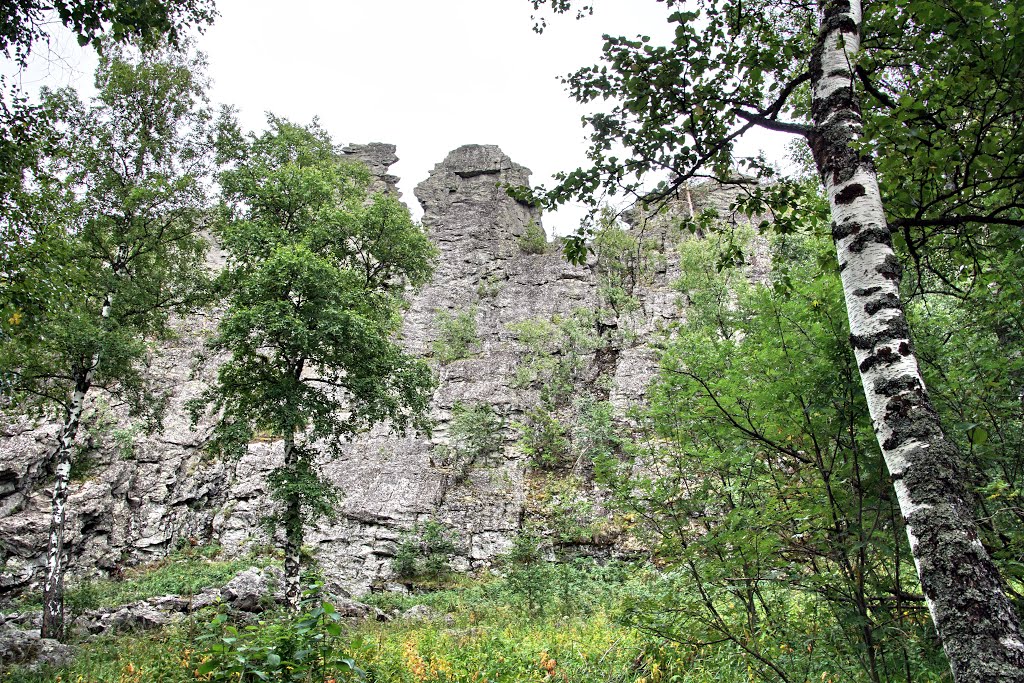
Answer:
508, 310, 603, 406
433, 401, 504, 488
518, 220, 548, 254
196, 589, 366, 682
517, 407, 571, 470
431, 308, 480, 363
391, 520, 457, 583
475, 274, 504, 299
499, 529, 554, 616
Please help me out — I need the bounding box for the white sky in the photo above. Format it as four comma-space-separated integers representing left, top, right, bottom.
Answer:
5, 0, 790, 234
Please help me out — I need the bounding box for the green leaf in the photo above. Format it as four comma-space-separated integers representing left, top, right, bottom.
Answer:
967, 425, 989, 446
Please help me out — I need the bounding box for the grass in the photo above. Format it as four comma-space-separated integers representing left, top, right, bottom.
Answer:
7, 544, 266, 614
2, 557, 949, 683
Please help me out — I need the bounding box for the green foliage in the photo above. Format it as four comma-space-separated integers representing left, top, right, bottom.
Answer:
508, 308, 602, 406
517, 219, 548, 255
1, 46, 212, 423
192, 116, 437, 595
201, 115, 436, 455
501, 529, 554, 617
527, 0, 1023, 278
431, 308, 480, 364
526, 473, 612, 546
5, 563, 952, 683
571, 395, 622, 481
111, 421, 143, 460
67, 448, 101, 482
196, 590, 366, 683
474, 274, 504, 299
599, 232, 945, 681
433, 401, 504, 492
909, 280, 1024, 599
516, 407, 570, 470
390, 520, 457, 583
590, 210, 663, 314
264, 454, 339, 532
1, 628, 195, 683
11, 545, 260, 613
0, 2, 216, 69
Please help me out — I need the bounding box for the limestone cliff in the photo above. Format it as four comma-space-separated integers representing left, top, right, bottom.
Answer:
0, 143, 702, 599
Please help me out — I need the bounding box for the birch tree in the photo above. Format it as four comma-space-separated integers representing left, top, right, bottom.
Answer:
0, 46, 211, 639
195, 116, 436, 608
526, 0, 1024, 679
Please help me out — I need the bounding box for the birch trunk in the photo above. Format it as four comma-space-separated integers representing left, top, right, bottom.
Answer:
39, 371, 90, 640
40, 276, 119, 640
807, 1, 1024, 680
282, 432, 303, 610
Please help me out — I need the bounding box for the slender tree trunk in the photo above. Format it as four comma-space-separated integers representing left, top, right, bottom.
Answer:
282, 431, 303, 610
39, 371, 91, 640
807, 1, 1024, 680
40, 274, 120, 641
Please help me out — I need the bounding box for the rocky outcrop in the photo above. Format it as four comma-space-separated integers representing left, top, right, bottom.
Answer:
0, 143, 729, 601
0, 623, 73, 671
342, 142, 402, 197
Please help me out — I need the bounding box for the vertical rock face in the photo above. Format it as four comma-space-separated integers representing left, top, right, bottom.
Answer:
341, 143, 401, 197
0, 143, 708, 598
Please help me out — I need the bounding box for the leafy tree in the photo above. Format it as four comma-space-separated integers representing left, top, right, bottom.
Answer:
0, 1, 217, 220
612, 231, 945, 681
526, 0, 1024, 677
0, 45, 212, 639
195, 116, 436, 608
0, 0, 216, 65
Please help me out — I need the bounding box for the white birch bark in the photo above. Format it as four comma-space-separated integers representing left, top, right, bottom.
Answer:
41, 265, 120, 640
40, 375, 89, 640
808, 1, 1024, 680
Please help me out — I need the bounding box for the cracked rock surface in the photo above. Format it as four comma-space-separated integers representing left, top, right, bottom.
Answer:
1, 144, 753, 599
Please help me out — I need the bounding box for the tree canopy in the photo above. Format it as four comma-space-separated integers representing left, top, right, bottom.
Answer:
0, 0, 216, 67
526, 0, 1024, 679
195, 115, 436, 605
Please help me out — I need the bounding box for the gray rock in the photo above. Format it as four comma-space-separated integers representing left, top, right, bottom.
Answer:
0, 143, 753, 602
0, 624, 74, 671
219, 566, 282, 612
329, 597, 389, 621
401, 604, 437, 621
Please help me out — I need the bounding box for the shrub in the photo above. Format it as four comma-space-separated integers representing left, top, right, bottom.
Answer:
391, 520, 457, 582
508, 310, 603, 406
590, 212, 663, 314
517, 407, 571, 470
196, 589, 366, 682
431, 307, 480, 363
434, 401, 504, 484
475, 273, 504, 299
501, 529, 554, 616
518, 219, 548, 254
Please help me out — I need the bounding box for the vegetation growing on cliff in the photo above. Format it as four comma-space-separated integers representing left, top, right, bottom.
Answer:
526, 0, 1024, 677
190, 115, 436, 609
2, 1, 1024, 681
0, 45, 213, 639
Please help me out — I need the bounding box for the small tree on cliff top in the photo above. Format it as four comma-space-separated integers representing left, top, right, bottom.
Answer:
527, 0, 1024, 680
194, 115, 436, 608
0, 45, 212, 640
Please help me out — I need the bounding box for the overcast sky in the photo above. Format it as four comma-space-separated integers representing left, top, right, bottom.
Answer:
7, 0, 789, 234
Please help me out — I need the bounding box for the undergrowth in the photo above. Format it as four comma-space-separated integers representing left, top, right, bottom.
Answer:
3, 557, 948, 683
7, 545, 264, 614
